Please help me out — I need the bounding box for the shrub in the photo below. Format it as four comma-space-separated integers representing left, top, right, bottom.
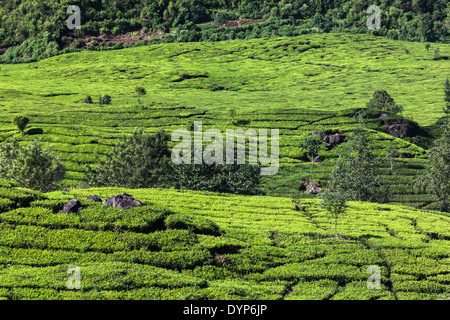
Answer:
0, 186, 45, 207
320, 190, 348, 239
86, 129, 172, 188
30, 199, 72, 213
366, 90, 402, 114
300, 135, 324, 164
99, 94, 111, 105
171, 150, 264, 196
415, 119, 450, 212
164, 214, 221, 236
12, 115, 29, 133
326, 127, 389, 203
444, 78, 450, 115
134, 86, 146, 106
84, 96, 93, 104
0, 198, 14, 213
0, 138, 65, 192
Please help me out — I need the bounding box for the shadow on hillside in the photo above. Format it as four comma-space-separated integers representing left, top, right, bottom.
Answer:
26, 128, 44, 135
356, 234, 383, 241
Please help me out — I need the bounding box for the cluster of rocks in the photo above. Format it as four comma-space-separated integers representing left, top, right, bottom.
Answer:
311, 130, 346, 149
59, 192, 144, 214
309, 130, 346, 163
298, 178, 322, 195
382, 120, 418, 139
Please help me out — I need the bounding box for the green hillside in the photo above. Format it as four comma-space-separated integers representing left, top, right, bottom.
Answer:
1, 0, 448, 64
0, 182, 448, 300
0, 33, 449, 210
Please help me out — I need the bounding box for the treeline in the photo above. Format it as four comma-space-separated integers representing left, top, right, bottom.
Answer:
0, 0, 449, 63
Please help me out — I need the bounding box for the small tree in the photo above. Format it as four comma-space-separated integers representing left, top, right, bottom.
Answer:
385, 145, 399, 175
434, 47, 440, 60
0, 138, 65, 192
320, 190, 348, 239
13, 115, 29, 133
366, 90, 402, 114
84, 96, 93, 104
444, 78, 450, 116
86, 129, 172, 188
171, 144, 264, 196
327, 127, 388, 203
214, 11, 229, 28
228, 108, 237, 120
134, 86, 146, 106
415, 119, 450, 212
99, 94, 111, 105
300, 135, 324, 164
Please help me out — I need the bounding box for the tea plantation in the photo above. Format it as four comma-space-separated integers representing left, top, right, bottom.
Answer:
0, 181, 448, 300
0, 33, 449, 209
0, 33, 449, 300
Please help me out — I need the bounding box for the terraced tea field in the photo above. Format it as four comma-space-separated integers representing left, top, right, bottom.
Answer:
0, 182, 448, 300
0, 33, 449, 210
1, 33, 449, 124
0, 33, 449, 301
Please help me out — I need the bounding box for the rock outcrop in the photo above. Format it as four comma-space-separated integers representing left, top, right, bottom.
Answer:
59, 199, 82, 214
102, 192, 143, 210
86, 195, 102, 202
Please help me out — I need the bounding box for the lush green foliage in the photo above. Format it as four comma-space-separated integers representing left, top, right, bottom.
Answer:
86, 129, 172, 188
326, 127, 389, 203
300, 135, 324, 164
0, 138, 65, 192
0, 184, 447, 300
366, 90, 403, 115
1, 0, 448, 63
164, 213, 221, 236
415, 119, 450, 212
445, 78, 450, 115
134, 86, 147, 106
12, 115, 29, 133
172, 161, 264, 196
99, 94, 112, 105
320, 191, 348, 238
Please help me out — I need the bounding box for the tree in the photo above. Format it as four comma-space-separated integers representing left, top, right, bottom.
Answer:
320, 190, 348, 239
228, 108, 237, 120
434, 47, 440, 59
415, 119, 450, 212
300, 135, 324, 164
134, 86, 146, 106
326, 127, 389, 203
86, 129, 172, 188
13, 115, 29, 133
366, 90, 402, 114
385, 145, 399, 175
171, 145, 264, 196
214, 11, 229, 28
84, 96, 93, 104
444, 78, 450, 115
99, 94, 111, 105
0, 138, 65, 192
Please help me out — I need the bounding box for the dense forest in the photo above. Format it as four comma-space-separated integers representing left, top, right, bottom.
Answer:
0, 0, 449, 63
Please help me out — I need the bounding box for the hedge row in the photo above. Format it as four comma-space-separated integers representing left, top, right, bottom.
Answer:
0, 246, 210, 270
0, 262, 207, 291
3, 205, 170, 233
0, 223, 198, 253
